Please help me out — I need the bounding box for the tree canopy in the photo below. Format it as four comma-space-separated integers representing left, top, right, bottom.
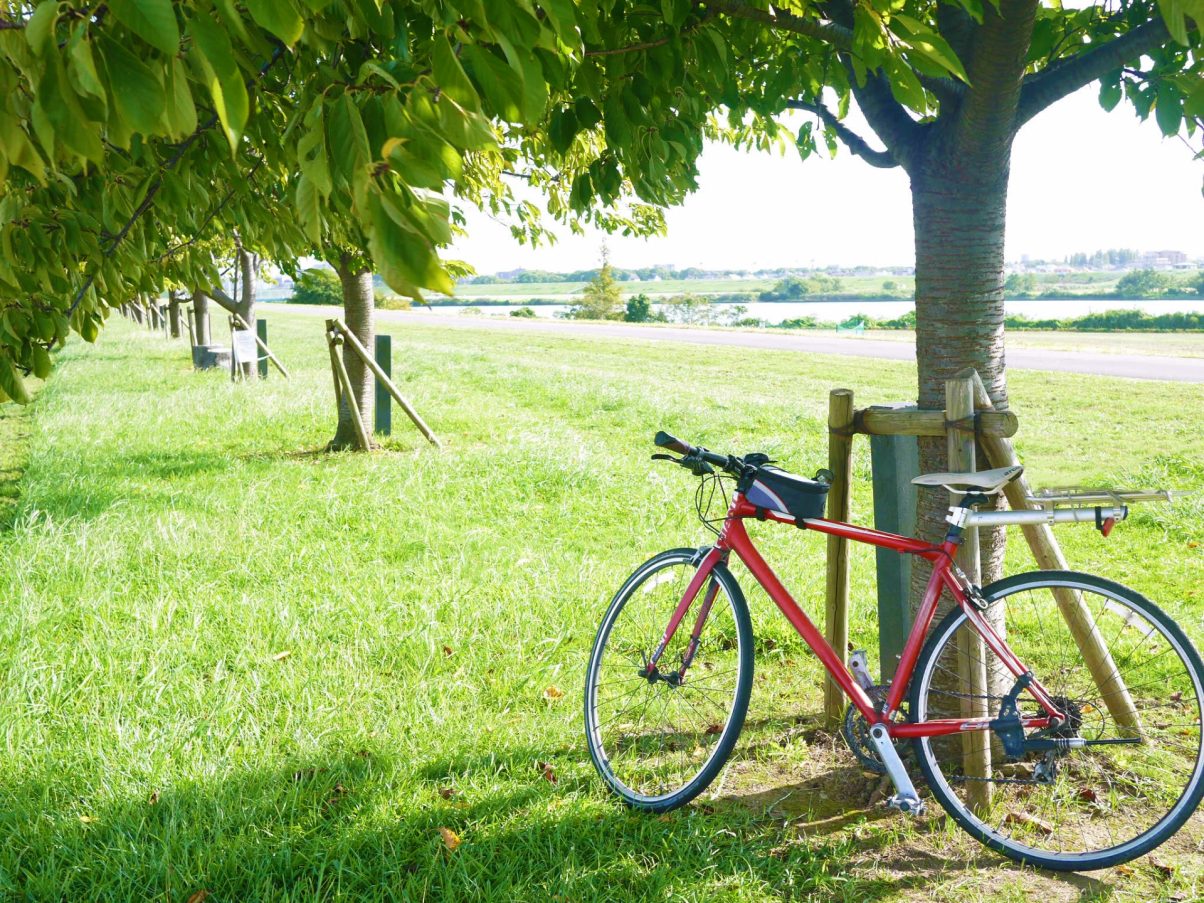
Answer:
0, 0, 1199, 402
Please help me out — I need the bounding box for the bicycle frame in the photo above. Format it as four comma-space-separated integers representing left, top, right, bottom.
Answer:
649, 491, 1065, 739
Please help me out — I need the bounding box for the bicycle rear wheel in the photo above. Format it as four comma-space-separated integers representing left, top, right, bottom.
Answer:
910, 571, 1204, 871
584, 548, 753, 812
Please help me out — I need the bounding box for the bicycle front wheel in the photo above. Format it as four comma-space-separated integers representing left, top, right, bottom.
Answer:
911, 571, 1204, 871
584, 548, 753, 812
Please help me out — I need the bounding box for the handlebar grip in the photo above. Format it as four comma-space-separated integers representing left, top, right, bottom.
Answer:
654, 430, 695, 456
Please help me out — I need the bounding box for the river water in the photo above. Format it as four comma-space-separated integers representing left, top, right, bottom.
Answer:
421, 298, 1204, 324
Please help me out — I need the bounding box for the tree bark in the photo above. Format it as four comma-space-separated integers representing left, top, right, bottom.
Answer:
192, 288, 212, 345
168, 289, 182, 339
329, 260, 376, 451
908, 160, 1012, 709
234, 246, 257, 379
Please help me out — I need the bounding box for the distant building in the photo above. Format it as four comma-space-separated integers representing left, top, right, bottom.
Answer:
1140, 250, 1187, 268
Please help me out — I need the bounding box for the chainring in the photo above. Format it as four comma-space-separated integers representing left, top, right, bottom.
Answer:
841, 687, 890, 773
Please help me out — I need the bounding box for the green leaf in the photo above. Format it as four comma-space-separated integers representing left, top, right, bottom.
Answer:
100, 37, 166, 135
246, 0, 304, 46
189, 11, 249, 150
38, 52, 105, 162
432, 34, 479, 111
0, 351, 31, 404
1156, 0, 1190, 45
461, 45, 523, 122
30, 344, 51, 379
26, 2, 61, 57
109, 0, 180, 55
163, 55, 197, 138
890, 14, 969, 83
295, 172, 321, 242
327, 94, 371, 186
67, 27, 106, 104
368, 191, 454, 296
548, 106, 577, 154
1155, 81, 1183, 136
1099, 72, 1122, 112
0, 112, 46, 181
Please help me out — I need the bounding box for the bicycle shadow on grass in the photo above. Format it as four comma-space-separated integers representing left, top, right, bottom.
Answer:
715, 766, 1124, 902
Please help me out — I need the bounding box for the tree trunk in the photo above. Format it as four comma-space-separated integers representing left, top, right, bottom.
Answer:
329, 260, 376, 451
168, 289, 182, 338
193, 288, 212, 345
235, 247, 257, 379
908, 161, 1014, 717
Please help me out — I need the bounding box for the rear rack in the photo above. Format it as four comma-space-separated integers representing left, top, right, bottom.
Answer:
1025, 487, 1185, 510
964, 486, 1187, 533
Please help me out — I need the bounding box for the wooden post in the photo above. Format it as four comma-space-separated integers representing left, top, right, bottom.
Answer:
956, 368, 1142, 734
256, 319, 269, 379
824, 388, 855, 726
375, 334, 392, 436
333, 319, 441, 448
324, 323, 344, 423
327, 326, 372, 451
946, 376, 993, 812
869, 418, 919, 681
185, 305, 195, 347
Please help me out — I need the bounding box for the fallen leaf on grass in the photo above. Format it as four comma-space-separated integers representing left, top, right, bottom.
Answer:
1150, 858, 1175, 879
1003, 812, 1053, 836
1076, 787, 1098, 803
272, 650, 292, 661
543, 685, 564, 700
704, 724, 723, 736
438, 787, 458, 800
1115, 864, 1135, 877
185, 891, 211, 903
78, 815, 97, 824
439, 827, 461, 851
148, 790, 160, 806
1170, 691, 1183, 703
442, 645, 454, 657
537, 762, 558, 785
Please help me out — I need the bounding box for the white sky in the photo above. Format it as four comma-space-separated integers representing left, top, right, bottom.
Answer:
449, 86, 1204, 273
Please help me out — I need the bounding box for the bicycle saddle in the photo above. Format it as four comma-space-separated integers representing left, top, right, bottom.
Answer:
911, 464, 1023, 494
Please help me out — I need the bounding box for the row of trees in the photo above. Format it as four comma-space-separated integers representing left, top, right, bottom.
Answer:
0, 0, 1199, 579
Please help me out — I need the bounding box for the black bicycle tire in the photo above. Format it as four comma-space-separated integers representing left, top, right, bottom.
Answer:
909, 569, 1204, 871
584, 547, 754, 813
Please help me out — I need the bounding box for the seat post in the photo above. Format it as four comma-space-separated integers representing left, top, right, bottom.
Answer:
944, 492, 989, 544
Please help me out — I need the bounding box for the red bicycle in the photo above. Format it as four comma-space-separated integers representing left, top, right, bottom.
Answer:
584, 432, 1204, 871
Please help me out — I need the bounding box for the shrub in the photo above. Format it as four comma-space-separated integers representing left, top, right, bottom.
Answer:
291, 268, 342, 305
510, 306, 537, 318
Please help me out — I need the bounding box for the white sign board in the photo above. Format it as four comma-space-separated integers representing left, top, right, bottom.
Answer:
232, 329, 257, 364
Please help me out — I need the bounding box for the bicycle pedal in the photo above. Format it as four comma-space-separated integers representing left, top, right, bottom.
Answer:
886, 794, 926, 817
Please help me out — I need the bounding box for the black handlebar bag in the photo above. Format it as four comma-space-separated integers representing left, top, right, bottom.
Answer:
744, 466, 830, 522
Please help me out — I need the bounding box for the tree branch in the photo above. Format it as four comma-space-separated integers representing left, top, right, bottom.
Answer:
1016, 16, 1170, 128
706, 0, 853, 50
786, 98, 900, 168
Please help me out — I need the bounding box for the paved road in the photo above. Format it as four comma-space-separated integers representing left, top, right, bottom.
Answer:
285, 306, 1204, 382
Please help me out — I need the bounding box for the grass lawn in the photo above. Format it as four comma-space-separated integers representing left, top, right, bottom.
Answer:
0, 311, 1201, 901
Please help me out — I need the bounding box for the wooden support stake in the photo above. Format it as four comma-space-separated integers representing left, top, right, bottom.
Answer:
858, 407, 1018, 439
955, 368, 1142, 734
324, 324, 344, 422
824, 388, 855, 726
333, 319, 441, 448
232, 313, 290, 379
327, 327, 372, 451
946, 376, 993, 812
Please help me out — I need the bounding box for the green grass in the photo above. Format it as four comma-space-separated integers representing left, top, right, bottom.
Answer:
0, 313, 1201, 901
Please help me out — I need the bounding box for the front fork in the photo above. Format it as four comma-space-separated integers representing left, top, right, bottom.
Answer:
646, 546, 725, 683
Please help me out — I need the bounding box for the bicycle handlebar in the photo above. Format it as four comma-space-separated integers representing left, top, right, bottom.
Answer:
654, 431, 742, 472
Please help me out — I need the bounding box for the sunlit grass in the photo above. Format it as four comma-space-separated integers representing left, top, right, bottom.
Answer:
0, 312, 1199, 900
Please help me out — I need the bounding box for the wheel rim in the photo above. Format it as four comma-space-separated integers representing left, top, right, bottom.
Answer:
915, 577, 1204, 865
586, 555, 745, 804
